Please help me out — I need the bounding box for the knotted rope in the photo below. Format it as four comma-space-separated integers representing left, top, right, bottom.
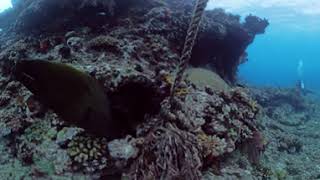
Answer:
169, 0, 209, 105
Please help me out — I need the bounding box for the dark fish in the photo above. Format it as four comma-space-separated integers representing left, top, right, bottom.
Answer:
15, 60, 114, 137
97, 12, 107, 16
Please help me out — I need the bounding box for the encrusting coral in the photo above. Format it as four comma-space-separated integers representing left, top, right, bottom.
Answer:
66, 135, 108, 172
86, 35, 121, 53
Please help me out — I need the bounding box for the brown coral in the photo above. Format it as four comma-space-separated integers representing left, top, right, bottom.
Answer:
197, 133, 227, 158
128, 123, 203, 180
86, 35, 120, 54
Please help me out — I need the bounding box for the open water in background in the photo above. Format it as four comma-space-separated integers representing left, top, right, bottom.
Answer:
208, 2, 320, 92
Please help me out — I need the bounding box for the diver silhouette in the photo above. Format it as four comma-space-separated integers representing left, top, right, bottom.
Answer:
295, 60, 314, 96
295, 79, 305, 96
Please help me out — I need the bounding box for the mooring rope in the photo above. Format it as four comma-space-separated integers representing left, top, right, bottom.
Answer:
169, 0, 209, 105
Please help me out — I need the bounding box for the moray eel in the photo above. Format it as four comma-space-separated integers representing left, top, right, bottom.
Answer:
15, 60, 114, 138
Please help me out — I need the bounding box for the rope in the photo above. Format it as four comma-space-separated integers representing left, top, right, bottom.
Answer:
169, 0, 209, 105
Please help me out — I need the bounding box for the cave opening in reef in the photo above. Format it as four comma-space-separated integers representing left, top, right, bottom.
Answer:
108, 76, 165, 139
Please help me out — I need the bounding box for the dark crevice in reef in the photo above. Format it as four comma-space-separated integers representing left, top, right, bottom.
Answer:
109, 76, 165, 138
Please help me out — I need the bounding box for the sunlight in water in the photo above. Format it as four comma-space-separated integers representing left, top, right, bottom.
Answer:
0, 0, 12, 13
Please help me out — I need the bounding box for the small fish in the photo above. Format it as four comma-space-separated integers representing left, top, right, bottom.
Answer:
97, 12, 107, 16
15, 60, 115, 138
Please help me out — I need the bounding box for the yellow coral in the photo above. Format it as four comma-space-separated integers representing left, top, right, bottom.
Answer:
250, 100, 259, 112
160, 72, 190, 97
174, 87, 189, 96
163, 74, 174, 85
197, 132, 227, 157
67, 135, 108, 172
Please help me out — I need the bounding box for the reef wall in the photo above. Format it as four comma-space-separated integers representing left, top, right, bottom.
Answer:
0, 0, 268, 83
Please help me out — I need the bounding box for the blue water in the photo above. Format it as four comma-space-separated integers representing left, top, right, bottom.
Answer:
240, 27, 320, 91
208, 2, 320, 91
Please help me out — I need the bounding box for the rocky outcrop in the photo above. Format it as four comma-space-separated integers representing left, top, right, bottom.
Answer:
190, 10, 268, 83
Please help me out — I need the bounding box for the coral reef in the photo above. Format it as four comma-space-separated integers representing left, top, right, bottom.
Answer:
0, 0, 268, 83
121, 84, 261, 179
249, 87, 308, 111
278, 135, 303, 154
5, 0, 116, 32
127, 123, 203, 180
248, 87, 320, 179
0, 0, 278, 179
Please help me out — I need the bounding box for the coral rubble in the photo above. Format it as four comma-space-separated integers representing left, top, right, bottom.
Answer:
248, 87, 320, 179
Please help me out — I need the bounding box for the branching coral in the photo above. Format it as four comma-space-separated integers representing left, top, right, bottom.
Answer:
127, 123, 203, 180
197, 133, 227, 158
240, 130, 268, 164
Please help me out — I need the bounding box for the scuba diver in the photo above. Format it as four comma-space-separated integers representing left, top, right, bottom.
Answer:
295, 59, 304, 95
296, 79, 305, 96
295, 59, 313, 96
296, 59, 306, 96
